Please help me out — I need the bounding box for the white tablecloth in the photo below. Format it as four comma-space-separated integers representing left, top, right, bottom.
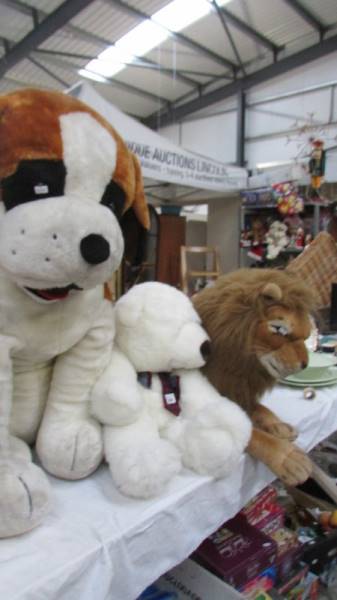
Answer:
1, 385, 337, 600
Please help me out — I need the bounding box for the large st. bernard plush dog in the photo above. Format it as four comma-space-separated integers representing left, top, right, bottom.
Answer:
0, 88, 149, 537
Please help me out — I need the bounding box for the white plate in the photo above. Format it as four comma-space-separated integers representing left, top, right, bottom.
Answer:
280, 374, 337, 388
285, 367, 337, 385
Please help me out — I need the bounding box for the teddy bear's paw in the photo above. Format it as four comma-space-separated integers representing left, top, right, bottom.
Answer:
0, 458, 51, 538
182, 423, 243, 479
9, 436, 32, 461
110, 440, 182, 499
37, 418, 103, 480
195, 402, 252, 453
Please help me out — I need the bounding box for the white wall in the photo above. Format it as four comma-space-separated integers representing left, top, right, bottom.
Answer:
159, 52, 337, 172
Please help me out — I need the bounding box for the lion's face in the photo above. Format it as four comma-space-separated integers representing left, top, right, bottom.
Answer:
254, 304, 311, 379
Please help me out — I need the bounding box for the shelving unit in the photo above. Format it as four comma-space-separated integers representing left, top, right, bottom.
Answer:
239, 201, 327, 268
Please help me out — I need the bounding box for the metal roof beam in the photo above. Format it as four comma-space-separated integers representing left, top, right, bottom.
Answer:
208, 1, 281, 55
106, 0, 237, 73
281, 0, 326, 37
144, 33, 337, 129
32, 53, 171, 106
35, 48, 233, 81
0, 0, 95, 78
35, 52, 200, 89
212, 0, 246, 76
28, 56, 68, 87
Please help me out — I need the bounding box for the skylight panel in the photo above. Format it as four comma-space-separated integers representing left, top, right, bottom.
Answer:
78, 68, 107, 83
116, 20, 168, 57
153, 0, 211, 32
80, 0, 232, 84
84, 58, 124, 78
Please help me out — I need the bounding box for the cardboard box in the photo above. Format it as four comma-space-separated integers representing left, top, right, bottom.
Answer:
155, 558, 245, 600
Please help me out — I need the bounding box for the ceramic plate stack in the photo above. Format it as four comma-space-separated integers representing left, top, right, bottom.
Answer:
280, 351, 337, 388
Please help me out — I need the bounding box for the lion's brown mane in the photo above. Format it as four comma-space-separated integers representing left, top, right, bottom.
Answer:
193, 268, 315, 415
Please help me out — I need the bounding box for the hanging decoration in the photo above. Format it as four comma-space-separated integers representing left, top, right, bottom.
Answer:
308, 138, 326, 191
285, 112, 337, 161
272, 181, 304, 215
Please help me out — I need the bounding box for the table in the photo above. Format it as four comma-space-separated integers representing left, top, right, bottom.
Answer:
1, 384, 337, 600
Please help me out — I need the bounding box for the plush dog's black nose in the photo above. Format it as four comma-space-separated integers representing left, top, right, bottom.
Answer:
80, 234, 110, 265
200, 340, 211, 361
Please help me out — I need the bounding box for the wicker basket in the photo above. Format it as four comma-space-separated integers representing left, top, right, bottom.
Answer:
287, 232, 337, 309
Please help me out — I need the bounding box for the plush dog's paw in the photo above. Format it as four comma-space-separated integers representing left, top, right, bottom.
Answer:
37, 418, 103, 480
9, 436, 32, 461
271, 443, 312, 487
0, 458, 51, 538
182, 422, 243, 478
109, 440, 182, 499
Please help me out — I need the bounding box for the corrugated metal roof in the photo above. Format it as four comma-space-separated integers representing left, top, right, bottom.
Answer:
301, 0, 337, 27
71, 0, 139, 42
0, 4, 32, 42
231, 0, 313, 46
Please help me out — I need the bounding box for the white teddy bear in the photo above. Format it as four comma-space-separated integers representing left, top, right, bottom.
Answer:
92, 282, 252, 499
266, 220, 289, 260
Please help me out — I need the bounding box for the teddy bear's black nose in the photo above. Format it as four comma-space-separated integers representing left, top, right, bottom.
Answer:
80, 234, 110, 265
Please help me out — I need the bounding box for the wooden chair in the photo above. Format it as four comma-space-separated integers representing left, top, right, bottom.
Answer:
180, 245, 221, 295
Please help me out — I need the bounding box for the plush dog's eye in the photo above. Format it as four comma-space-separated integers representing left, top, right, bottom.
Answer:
2, 160, 66, 211
268, 321, 289, 336
100, 181, 125, 221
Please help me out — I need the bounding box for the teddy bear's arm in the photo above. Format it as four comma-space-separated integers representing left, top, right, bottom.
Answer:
35, 300, 115, 480
91, 347, 143, 426
176, 369, 232, 416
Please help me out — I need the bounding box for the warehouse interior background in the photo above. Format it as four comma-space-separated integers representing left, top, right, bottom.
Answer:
1, 0, 337, 275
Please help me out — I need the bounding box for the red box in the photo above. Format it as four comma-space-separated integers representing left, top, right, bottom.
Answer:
241, 486, 278, 522
193, 514, 278, 590
248, 505, 285, 535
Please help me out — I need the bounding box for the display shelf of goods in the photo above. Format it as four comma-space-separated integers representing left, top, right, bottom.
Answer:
239, 187, 335, 268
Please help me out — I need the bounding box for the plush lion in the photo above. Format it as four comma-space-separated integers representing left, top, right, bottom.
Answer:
0, 88, 149, 537
193, 268, 316, 487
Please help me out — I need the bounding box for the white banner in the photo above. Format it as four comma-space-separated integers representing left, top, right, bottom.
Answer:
70, 83, 247, 193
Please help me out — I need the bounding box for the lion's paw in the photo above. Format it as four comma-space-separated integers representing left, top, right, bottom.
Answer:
0, 458, 51, 538
109, 440, 182, 499
273, 444, 312, 487
37, 418, 103, 480
262, 421, 298, 442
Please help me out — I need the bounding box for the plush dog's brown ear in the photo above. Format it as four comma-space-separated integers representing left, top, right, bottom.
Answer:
113, 144, 150, 230
129, 154, 150, 230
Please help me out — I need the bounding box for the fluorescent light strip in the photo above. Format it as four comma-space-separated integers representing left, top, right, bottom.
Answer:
80, 0, 228, 82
